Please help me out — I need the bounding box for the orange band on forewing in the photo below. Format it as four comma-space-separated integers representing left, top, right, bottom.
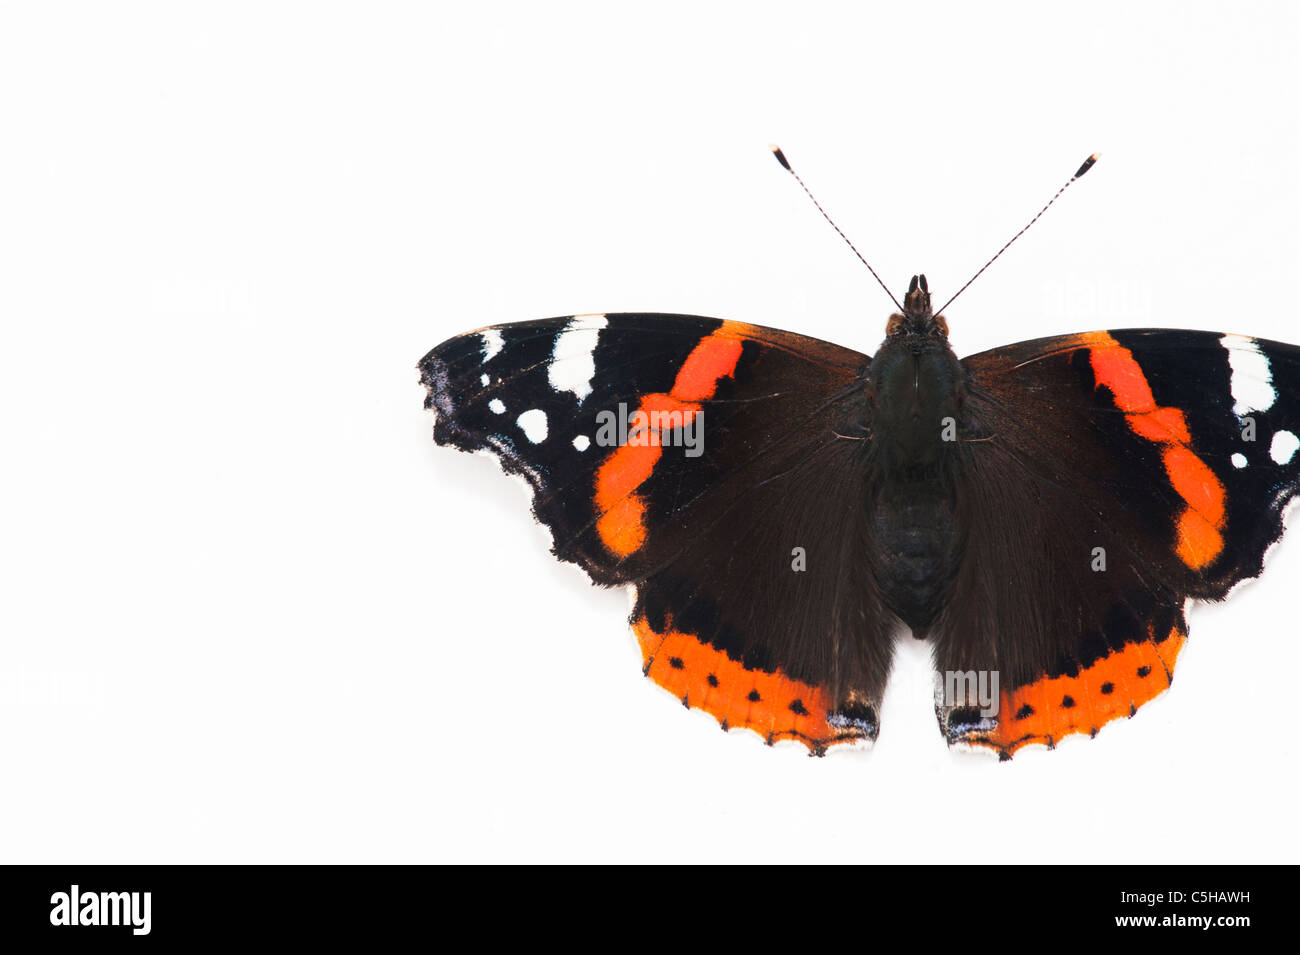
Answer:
596, 498, 649, 557
1084, 334, 1157, 412
592, 443, 661, 558
1175, 510, 1225, 570
1162, 445, 1225, 526
1126, 406, 1191, 444
632, 394, 702, 441
1084, 333, 1227, 569
594, 443, 663, 510
593, 325, 746, 557
964, 623, 1186, 757
671, 331, 745, 401
633, 615, 867, 751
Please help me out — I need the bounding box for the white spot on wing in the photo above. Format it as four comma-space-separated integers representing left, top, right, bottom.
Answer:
572, 434, 590, 451
489, 398, 506, 414
548, 314, 607, 403
1221, 334, 1276, 416
481, 328, 505, 363
1270, 429, 1298, 465
480, 373, 490, 386
1231, 452, 1248, 469
517, 408, 548, 443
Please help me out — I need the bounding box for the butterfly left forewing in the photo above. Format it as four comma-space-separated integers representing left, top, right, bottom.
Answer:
420, 313, 893, 752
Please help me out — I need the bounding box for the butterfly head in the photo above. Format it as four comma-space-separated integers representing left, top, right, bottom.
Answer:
885, 274, 949, 339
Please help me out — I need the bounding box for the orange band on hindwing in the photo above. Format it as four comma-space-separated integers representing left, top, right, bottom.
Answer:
962, 622, 1187, 758
632, 615, 869, 751
593, 323, 747, 557
1081, 332, 1227, 569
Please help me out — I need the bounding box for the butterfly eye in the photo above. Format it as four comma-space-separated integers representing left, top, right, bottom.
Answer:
934, 315, 949, 337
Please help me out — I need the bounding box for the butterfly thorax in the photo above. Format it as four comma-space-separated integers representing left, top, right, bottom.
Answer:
867, 275, 964, 467
864, 275, 967, 635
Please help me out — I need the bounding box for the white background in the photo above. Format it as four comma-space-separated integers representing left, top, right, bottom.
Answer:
1, 2, 1297, 863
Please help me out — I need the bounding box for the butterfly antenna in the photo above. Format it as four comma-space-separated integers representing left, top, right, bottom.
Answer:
936, 153, 1100, 315
770, 145, 903, 312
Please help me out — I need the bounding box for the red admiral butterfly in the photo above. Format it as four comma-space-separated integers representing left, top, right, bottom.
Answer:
419, 149, 1300, 759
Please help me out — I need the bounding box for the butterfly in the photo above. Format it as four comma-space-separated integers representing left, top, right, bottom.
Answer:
418, 149, 1300, 759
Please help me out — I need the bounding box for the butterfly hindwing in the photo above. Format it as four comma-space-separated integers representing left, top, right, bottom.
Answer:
420, 313, 890, 751
937, 329, 1300, 756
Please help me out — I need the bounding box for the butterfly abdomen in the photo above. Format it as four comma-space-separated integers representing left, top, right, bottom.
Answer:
870, 478, 963, 634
